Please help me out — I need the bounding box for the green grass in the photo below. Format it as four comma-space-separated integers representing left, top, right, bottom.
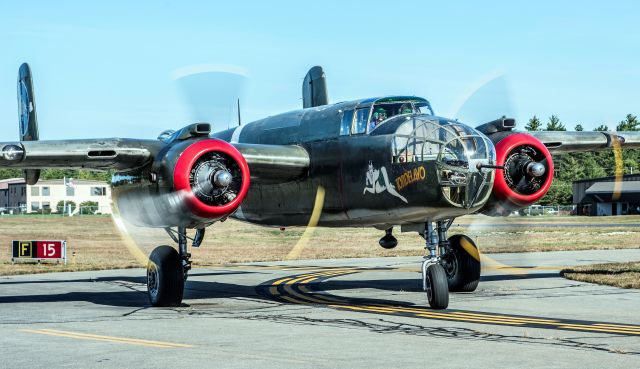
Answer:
0, 214, 638, 276
561, 262, 640, 289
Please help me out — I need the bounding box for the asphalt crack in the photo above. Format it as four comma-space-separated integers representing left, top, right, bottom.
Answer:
233, 314, 640, 356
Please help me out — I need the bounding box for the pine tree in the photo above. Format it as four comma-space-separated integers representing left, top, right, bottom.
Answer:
0, 169, 112, 182
0, 168, 22, 179
574, 124, 584, 131
582, 155, 607, 178
525, 115, 542, 131
594, 124, 609, 131
546, 115, 566, 131
616, 114, 639, 131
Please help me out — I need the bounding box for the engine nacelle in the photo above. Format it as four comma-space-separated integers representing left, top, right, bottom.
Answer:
113, 138, 250, 228
172, 139, 250, 220
481, 133, 554, 216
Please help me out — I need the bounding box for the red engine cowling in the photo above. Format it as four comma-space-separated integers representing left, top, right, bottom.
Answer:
482, 133, 554, 216
173, 139, 250, 221
113, 138, 250, 228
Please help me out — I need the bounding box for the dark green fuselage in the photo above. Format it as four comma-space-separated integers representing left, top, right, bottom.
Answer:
213, 97, 495, 229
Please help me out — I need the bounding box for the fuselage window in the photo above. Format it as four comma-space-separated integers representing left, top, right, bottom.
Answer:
340, 110, 354, 136
352, 107, 370, 134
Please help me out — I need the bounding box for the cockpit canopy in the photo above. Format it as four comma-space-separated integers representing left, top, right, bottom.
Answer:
340, 96, 433, 136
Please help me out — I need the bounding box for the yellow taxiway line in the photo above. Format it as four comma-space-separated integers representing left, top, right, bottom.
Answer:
262, 269, 640, 337
21, 329, 193, 348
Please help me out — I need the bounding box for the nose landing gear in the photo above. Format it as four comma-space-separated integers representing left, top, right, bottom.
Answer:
422, 261, 449, 309
421, 221, 449, 309
421, 219, 481, 309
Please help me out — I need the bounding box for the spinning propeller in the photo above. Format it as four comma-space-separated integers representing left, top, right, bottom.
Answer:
451, 72, 626, 274
114, 64, 325, 264
113, 65, 251, 263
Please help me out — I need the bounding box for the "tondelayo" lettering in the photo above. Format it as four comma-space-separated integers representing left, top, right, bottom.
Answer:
395, 166, 426, 190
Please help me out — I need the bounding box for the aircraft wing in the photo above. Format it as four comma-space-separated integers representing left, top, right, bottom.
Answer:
0, 138, 162, 171
5, 62, 310, 184
0, 138, 309, 183
528, 131, 640, 154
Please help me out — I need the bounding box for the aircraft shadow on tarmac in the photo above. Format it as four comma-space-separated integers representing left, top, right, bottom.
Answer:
263, 272, 560, 308
0, 271, 258, 308
0, 270, 559, 308
313, 272, 558, 293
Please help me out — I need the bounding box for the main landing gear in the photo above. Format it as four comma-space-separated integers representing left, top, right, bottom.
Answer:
146, 227, 205, 307
421, 219, 481, 309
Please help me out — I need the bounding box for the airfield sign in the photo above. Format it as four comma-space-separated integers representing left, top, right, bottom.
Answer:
12, 240, 67, 263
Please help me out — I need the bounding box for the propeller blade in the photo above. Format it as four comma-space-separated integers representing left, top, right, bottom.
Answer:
450, 72, 516, 124
452, 71, 536, 271
172, 64, 248, 130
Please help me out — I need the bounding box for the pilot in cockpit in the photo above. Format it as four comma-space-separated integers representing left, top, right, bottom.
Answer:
369, 107, 387, 131
399, 103, 413, 115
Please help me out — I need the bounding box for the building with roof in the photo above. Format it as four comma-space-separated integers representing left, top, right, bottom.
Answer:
0, 178, 26, 213
0, 178, 112, 214
573, 174, 640, 216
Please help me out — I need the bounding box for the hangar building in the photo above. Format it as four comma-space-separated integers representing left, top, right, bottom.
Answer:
573, 174, 640, 216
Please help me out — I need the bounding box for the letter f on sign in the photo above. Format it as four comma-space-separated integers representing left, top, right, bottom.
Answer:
20, 242, 30, 257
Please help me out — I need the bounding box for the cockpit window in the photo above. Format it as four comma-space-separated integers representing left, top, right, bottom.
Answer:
369, 106, 388, 132
414, 102, 433, 115
369, 104, 404, 132
352, 107, 370, 134
368, 101, 433, 133
347, 98, 434, 135
340, 109, 354, 136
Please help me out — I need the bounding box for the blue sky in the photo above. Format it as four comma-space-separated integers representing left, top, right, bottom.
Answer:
0, 1, 638, 140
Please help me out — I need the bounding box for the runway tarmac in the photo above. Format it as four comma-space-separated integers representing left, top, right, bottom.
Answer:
1, 249, 640, 368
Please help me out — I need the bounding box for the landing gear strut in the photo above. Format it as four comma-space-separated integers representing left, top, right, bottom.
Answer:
422, 221, 449, 309
147, 226, 193, 307
421, 219, 482, 309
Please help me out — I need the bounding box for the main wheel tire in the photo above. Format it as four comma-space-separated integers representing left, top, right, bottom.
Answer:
147, 245, 184, 307
425, 263, 449, 309
444, 235, 481, 292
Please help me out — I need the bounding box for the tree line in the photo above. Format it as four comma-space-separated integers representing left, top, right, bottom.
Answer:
0, 168, 112, 183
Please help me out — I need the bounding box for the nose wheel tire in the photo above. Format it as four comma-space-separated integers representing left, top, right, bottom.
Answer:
147, 245, 185, 307
424, 263, 449, 309
443, 235, 481, 292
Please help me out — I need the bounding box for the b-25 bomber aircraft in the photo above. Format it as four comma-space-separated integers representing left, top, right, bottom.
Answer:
2, 64, 639, 309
